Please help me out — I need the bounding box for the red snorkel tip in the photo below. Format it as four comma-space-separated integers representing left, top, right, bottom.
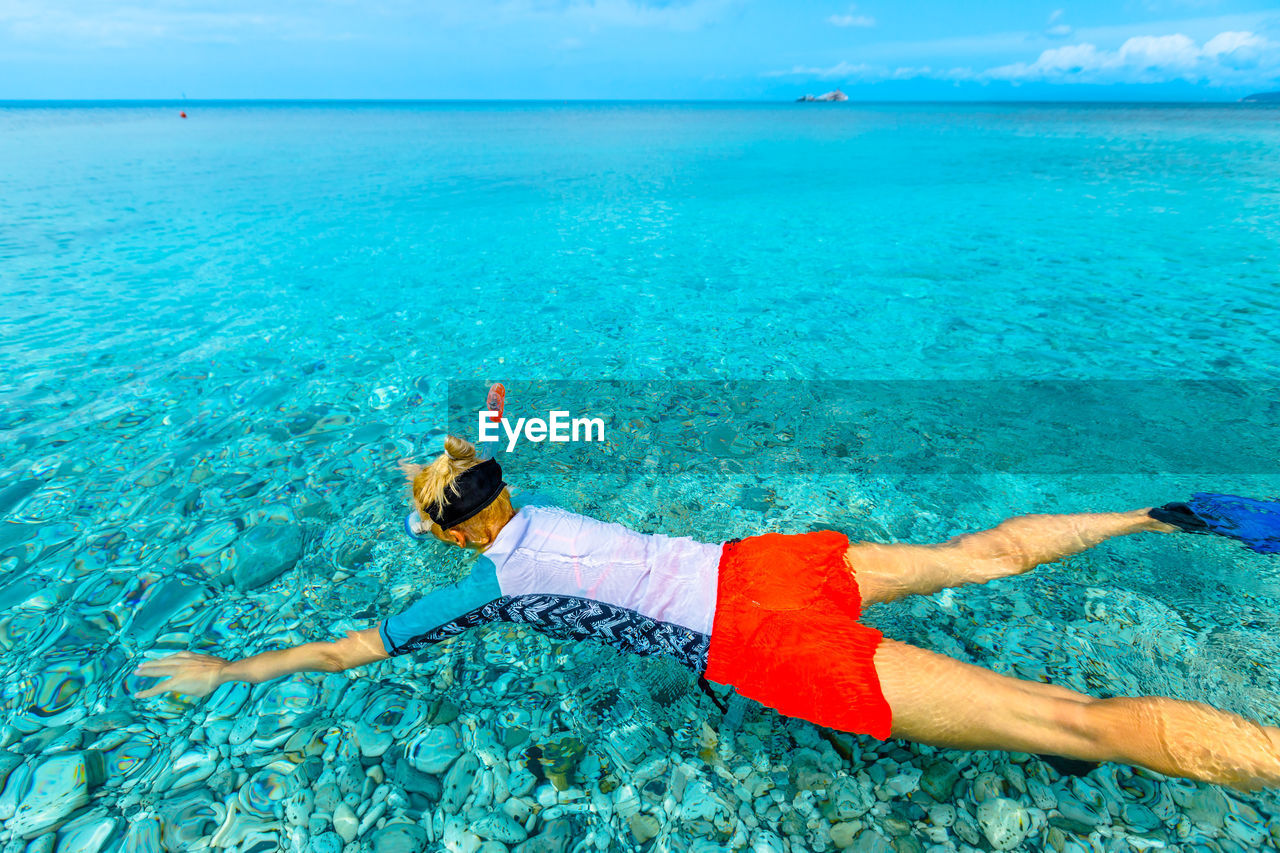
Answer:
485, 383, 506, 424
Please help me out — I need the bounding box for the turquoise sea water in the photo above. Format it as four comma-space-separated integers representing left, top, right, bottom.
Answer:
2, 102, 1280, 851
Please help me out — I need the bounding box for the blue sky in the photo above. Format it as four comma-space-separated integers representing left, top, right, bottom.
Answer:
1, 0, 1278, 100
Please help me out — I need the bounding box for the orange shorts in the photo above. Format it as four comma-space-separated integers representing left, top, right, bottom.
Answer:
703, 530, 892, 739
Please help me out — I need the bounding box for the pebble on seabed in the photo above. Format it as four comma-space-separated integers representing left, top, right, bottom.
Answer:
6, 751, 105, 836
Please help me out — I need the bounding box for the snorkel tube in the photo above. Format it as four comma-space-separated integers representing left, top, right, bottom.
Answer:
485, 382, 506, 424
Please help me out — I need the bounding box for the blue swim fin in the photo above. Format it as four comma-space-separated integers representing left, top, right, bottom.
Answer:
1149, 493, 1280, 555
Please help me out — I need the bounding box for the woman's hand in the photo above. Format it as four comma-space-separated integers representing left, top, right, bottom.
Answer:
132, 629, 388, 698
132, 651, 230, 699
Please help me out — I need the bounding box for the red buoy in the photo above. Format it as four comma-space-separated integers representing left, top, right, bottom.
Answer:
180, 111, 187, 118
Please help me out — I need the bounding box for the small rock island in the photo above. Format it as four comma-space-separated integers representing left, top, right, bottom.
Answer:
797, 89, 848, 102
1240, 91, 1280, 102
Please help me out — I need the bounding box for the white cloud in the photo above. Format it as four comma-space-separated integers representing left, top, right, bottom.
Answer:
1202, 30, 1269, 69
492, 0, 737, 31
765, 60, 973, 82
1203, 30, 1264, 56
1044, 9, 1071, 38
763, 60, 874, 79
1121, 33, 1200, 69
828, 10, 875, 29
986, 30, 1278, 84
765, 28, 1280, 88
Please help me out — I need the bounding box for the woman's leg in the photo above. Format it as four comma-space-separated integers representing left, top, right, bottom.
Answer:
851, 509, 1175, 607
874, 638, 1280, 792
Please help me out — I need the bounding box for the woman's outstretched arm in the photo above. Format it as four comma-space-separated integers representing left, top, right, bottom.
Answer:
132, 627, 389, 698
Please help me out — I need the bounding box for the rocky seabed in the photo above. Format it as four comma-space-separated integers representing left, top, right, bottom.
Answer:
3, 617, 1280, 853
1, 377, 1278, 852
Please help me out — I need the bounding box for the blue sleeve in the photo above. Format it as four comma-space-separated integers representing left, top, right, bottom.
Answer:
379, 560, 502, 656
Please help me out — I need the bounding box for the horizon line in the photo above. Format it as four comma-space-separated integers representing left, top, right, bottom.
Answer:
1, 96, 1275, 105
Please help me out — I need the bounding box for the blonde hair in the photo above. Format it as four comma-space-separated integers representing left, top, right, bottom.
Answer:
400, 436, 511, 542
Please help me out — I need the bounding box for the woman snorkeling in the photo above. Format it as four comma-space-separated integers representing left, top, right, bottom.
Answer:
135, 435, 1280, 792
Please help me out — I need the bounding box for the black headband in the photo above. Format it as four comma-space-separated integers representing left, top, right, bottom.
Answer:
425, 458, 506, 530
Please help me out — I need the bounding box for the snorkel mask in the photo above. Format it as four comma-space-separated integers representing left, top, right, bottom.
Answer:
404, 457, 506, 540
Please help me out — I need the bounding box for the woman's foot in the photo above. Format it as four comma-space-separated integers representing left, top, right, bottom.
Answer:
1143, 505, 1192, 533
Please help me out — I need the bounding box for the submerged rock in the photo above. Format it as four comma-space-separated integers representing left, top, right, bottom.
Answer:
971, 771, 1005, 803
976, 797, 1033, 850
926, 804, 955, 827
407, 725, 462, 775
121, 814, 162, 852
54, 810, 118, 853
880, 767, 921, 798
238, 761, 295, 819
1050, 795, 1104, 835
513, 818, 572, 853
1026, 775, 1057, 810
473, 813, 528, 844
7, 750, 105, 836
1224, 811, 1268, 846
310, 832, 343, 853
748, 830, 785, 853
229, 522, 302, 591
506, 767, 537, 799
629, 813, 660, 843
680, 779, 717, 822
848, 828, 893, 853
284, 789, 312, 827
827, 775, 875, 820
442, 752, 480, 813
891, 837, 925, 853
333, 803, 358, 843
524, 737, 586, 791
919, 760, 960, 802
1180, 786, 1228, 830
829, 821, 861, 848
155, 788, 221, 848
370, 822, 428, 853
127, 578, 206, 642
600, 719, 654, 769
390, 757, 442, 800
1120, 802, 1161, 834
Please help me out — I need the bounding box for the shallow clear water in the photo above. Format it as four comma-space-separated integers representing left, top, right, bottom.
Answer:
2, 102, 1280, 851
